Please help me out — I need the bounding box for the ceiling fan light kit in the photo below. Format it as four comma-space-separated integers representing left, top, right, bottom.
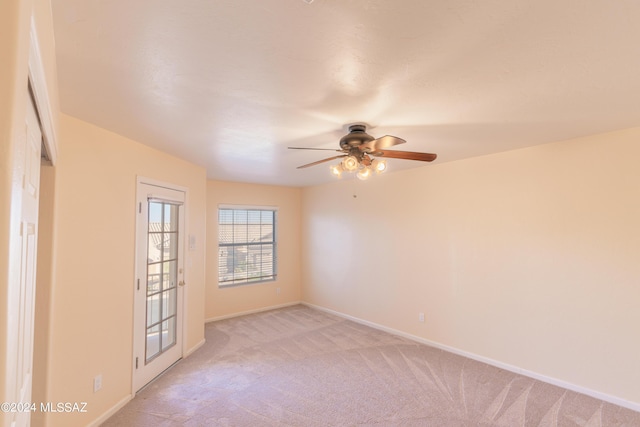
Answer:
330, 155, 386, 181
289, 124, 437, 180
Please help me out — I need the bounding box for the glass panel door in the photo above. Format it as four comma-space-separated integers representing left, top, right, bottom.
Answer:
145, 201, 179, 362
133, 181, 185, 393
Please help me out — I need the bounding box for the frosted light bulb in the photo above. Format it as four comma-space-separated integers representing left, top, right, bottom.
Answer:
371, 158, 387, 174
330, 163, 343, 178
341, 155, 359, 172
356, 166, 372, 180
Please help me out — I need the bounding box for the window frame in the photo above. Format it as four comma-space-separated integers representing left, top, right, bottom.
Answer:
217, 205, 278, 287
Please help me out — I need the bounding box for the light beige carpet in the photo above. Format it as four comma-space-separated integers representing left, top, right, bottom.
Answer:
103, 305, 640, 426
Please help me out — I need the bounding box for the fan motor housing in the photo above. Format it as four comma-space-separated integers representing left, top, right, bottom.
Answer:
339, 124, 375, 150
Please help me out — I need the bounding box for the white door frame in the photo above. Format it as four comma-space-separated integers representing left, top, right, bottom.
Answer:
132, 176, 189, 394
28, 19, 58, 165
6, 84, 43, 427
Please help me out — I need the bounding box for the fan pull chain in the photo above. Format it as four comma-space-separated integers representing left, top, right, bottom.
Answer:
352, 173, 358, 199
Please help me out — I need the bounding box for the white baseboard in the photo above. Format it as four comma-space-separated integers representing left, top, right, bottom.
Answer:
301, 302, 640, 414
86, 394, 132, 427
89, 340, 206, 425
205, 301, 301, 323
185, 338, 206, 357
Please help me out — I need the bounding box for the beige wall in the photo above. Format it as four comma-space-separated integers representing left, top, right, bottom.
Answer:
31, 0, 60, 118
206, 181, 301, 320
41, 114, 207, 427
301, 128, 640, 407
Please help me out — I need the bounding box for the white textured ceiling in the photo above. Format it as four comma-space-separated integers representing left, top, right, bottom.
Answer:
52, 0, 640, 187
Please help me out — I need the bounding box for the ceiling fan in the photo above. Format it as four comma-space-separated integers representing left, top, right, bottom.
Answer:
288, 124, 437, 180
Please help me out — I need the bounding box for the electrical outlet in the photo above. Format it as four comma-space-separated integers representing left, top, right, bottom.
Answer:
276, 287, 281, 295
418, 312, 425, 323
93, 374, 102, 393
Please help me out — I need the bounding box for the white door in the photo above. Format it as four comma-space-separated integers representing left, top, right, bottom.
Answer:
133, 181, 186, 392
7, 92, 42, 427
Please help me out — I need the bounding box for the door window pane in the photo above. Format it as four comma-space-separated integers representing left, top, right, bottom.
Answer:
148, 203, 162, 231
146, 324, 160, 360
161, 318, 176, 351
164, 204, 178, 231
163, 260, 177, 290
147, 293, 161, 326
163, 288, 176, 318
148, 233, 161, 262
147, 263, 161, 294
167, 232, 178, 260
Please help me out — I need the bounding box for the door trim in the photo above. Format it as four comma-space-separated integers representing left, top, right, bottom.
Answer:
28, 19, 58, 164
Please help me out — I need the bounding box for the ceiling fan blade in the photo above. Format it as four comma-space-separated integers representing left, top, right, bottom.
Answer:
373, 135, 406, 149
297, 155, 346, 169
360, 135, 406, 152
288, 147, 343, 152
374, 150, 437, 162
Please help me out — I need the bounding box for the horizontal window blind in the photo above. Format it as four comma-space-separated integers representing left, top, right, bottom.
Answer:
218, 208, 277, 286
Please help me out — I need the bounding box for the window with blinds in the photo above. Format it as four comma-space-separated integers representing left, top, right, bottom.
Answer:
218, 208, 277, 286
